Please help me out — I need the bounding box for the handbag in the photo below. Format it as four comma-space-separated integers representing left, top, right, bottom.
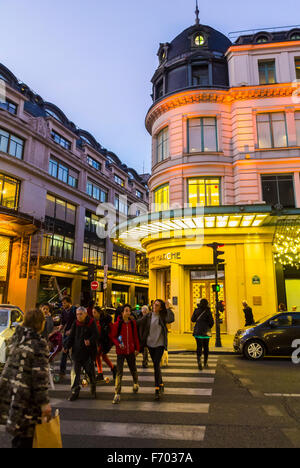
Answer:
195, 310, 212, 337
33, 410, 63, 449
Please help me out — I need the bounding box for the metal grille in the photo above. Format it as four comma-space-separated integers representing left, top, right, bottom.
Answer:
0, 236, 10, 281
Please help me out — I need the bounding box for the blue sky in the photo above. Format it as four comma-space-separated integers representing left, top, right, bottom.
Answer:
0, 0, 299, 173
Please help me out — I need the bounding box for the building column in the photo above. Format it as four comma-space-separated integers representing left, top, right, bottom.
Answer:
294, 172, 300, 208
72, 277, 82, 306
170, 263, 184, 334
129, 284, 136, 307
148, 269, 157, 305
74, 205, 85, 262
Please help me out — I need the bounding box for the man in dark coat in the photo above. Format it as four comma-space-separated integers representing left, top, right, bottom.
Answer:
242, 300, 255, 327
64, 307, 99, 401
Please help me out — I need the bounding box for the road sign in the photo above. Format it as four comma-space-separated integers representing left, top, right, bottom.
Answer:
91, 281, 100, 291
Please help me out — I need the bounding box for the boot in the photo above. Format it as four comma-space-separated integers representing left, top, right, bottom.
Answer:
90, 383, 97, 399
68, 390, 80, 402
197, 356, 203, 371
159, 383, 165, 394
155, 388, 161, 401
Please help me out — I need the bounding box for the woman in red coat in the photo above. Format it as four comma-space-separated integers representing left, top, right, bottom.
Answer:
111, 304, 140, 404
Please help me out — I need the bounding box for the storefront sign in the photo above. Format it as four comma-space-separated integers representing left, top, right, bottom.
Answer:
252, 275, 261, 285
149, 252, 181, 264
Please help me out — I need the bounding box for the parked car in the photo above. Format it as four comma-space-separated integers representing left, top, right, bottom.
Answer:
0, 305, 24, 364
234, 312, 300, 360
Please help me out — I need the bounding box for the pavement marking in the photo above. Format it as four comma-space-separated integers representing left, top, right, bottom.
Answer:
262, 405, 284, 417
53, 366, 216, 375
60, 420, 206, 441
121, 375, 215, 384
50, 385, 213, 396
50, 398, 210, 414
265, 394, 300, 398
282, 428, 300, 447
249, 390, 264, 398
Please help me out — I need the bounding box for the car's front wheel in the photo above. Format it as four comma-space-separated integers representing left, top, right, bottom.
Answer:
243, 340, 265, 360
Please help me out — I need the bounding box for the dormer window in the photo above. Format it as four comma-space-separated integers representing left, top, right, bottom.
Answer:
45, 108, 63, 123
194, 34, 205, 46
256, 35, 268, 43
291, 32, 300, 40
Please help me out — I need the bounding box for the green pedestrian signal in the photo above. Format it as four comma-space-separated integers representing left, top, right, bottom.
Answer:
212, 284, 221, 293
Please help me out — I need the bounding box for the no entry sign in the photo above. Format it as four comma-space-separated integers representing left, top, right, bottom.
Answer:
91, 281, 99, 291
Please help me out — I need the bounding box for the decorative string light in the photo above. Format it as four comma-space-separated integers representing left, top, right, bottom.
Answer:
273, 224, 300, 269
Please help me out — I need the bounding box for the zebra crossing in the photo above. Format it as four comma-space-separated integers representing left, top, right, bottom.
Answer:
50, 353, 219, 447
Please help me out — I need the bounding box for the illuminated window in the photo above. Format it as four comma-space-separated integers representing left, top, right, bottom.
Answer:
112, 252, 129, 271
257, 113, 288, 149
258, 60, 276, 84
0, 173, 19, 210
42, 234, 74, 260
83, 243, 104, 266
295, 59, 300, 80
188, 117, 218, 152
154, 184, 169, 211
194, 34, 205, 46
0, 128, 24, 159
157, 127, 169, 163
188, 178, 221, 207
296, 112, 300, 146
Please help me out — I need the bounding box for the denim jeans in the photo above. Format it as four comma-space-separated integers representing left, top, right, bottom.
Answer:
115, 354, 138, 394
148, 346, 165, 388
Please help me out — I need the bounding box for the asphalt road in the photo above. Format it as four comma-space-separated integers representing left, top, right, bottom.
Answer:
1, 352, 300, 449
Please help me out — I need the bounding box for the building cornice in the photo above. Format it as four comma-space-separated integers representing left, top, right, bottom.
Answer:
145, 83, 296, 134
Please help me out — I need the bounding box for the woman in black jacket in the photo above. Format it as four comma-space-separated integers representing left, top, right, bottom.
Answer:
191, 298, 214, 371
138, 299, 175, 400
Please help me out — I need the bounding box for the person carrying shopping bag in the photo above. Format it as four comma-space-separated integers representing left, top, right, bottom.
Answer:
138, 299, 175, 400
111, 305, 140, 405
0, 309, 52, 448
191, 298, 214, 370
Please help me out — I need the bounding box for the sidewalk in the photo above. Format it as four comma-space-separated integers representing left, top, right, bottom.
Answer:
168, 333, 235, 354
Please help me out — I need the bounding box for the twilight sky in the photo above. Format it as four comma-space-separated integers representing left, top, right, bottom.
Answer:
0, 0, 299, 173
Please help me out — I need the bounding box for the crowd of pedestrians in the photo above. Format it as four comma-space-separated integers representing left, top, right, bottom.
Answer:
0, 293, 222, 448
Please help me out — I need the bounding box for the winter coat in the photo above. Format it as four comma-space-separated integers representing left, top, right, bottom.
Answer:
66, 316, 99, 362
192, 306, 214, 337
111, 318, 140, 355
0, 326, 50, 438
61, 305, 77, 336
138, 309, 175, 351
244, 306, 255, 327
95, 314, 113, 354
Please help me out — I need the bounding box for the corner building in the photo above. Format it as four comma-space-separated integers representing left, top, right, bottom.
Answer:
0, 63, 149, 311
114, 21, 300, 335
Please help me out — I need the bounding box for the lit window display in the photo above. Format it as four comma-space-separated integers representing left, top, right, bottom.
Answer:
188, 178, 220, 207
154, 184, 169, 211
0, 173, 20, 210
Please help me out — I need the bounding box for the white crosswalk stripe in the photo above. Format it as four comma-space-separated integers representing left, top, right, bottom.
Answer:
49, 353, 219, 444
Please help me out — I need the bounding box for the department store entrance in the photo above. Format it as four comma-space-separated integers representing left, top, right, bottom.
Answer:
190, 268, 227, 333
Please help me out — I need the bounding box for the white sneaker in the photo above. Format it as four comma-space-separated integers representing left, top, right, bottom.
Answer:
112, 394, 121, 405
133, 384, 139, 394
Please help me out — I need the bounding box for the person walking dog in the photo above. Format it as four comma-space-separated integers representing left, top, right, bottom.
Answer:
0, 309, 51, 448
138, 299, 175, 400
192, 298, 214, 370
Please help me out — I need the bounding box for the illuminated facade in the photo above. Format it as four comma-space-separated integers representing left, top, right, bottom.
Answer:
0, 63, 149, 310
114, 21, 300, 335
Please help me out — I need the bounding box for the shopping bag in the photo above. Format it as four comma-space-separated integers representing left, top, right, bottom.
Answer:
33, 410, 63, 448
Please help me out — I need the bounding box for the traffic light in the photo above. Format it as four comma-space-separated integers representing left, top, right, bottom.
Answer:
212, 284, 221, 293
87, 265, 96, 282
207, 243, 225, 266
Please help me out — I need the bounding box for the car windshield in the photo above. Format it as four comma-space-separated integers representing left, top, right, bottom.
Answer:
0, 310, 9, 328
254, 313, 278, 325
